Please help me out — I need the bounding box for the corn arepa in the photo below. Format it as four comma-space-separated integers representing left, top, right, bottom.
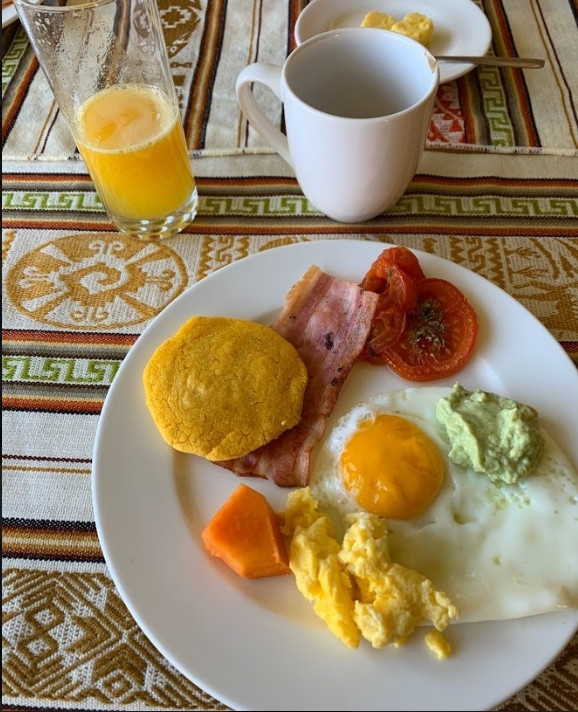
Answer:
143, 315, 308, 460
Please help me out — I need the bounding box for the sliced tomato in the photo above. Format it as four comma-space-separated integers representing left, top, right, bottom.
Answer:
360, 245, 425, 294
363, 303, 407, 363
381, 245, 426, 282
382, 263, 418, 312
381, 277, 479, 381
360, 264, 417, 361
360, 247, 423, 362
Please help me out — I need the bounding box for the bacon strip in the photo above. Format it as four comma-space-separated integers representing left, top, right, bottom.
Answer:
216, 265, 379, 487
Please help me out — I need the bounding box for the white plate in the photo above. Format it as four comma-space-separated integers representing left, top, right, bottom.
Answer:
2, 0, 18, 28
295, 0, 493, 83
2, 0, 41, 28
92, 240, 578, 712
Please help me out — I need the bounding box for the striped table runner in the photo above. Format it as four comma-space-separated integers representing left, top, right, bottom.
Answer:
2, 1, 577, 710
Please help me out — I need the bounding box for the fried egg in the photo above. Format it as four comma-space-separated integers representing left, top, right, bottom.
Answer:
309, 387, 578, 623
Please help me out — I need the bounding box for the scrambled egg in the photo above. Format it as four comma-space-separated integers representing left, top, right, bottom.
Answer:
281, 487, 360, 647
361, 11, 435, 46
281, 488, 459, 656
425, 629, 453, 660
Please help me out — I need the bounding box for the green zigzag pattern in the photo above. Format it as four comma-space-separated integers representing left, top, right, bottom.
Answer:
391, 195, 577, 217
1, 27, 29, 96
2, 355, 121, 386
3, 192, 577, 218
478, 67, 515, 146
3, 192, 105, 211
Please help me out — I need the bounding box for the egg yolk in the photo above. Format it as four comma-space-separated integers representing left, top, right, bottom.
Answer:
340, 414, 444, 519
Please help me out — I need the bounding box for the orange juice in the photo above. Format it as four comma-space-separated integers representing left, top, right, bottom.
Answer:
76, 84, 195, 220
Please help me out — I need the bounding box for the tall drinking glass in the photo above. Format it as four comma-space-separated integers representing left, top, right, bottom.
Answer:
14, 0, 198, 240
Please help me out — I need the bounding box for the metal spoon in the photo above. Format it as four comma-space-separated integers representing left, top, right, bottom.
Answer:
436, 55, 545, 68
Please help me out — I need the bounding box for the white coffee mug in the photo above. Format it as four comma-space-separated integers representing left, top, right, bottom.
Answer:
236, 28, 439, 223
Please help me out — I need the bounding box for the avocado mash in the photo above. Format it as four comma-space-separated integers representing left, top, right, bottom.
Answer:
435, 384, 544, 485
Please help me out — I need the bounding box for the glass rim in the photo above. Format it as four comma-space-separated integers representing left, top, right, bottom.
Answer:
14, 0, 118, 11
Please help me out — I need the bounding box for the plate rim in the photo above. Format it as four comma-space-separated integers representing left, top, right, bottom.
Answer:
294, 0, 493, 83
2, 0, 42, 29
2, 1, 18, 28
92, 238, 578, 712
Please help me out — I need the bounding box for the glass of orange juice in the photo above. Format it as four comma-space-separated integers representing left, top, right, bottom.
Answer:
14, 0, 198, 240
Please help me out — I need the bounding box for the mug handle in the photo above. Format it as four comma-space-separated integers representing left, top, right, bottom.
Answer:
235, 63, 292, 167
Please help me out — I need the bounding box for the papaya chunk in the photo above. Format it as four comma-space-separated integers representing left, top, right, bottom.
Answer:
201, 484, 291, 579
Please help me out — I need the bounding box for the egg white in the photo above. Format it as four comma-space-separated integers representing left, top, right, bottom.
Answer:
309, 386, 578, 623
